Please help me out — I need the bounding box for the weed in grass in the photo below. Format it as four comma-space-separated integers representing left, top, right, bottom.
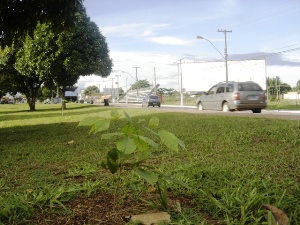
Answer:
67, 163, 98, 178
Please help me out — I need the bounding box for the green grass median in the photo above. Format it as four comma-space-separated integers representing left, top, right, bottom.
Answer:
0, 103, 299, 224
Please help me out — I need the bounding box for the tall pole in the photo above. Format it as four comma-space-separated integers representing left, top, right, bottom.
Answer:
154, 67, 157, 93
125, 77, 128, 104
217, 29, 232, 83
179, 59, 184, 106
132, 66, 140, 103
110, 78, 114, 102
115, 75, 121, 103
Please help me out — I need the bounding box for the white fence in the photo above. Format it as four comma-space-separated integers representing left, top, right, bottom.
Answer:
284, 92, 300, 100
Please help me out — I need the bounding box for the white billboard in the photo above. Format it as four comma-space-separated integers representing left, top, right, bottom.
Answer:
181, 59, 267, 92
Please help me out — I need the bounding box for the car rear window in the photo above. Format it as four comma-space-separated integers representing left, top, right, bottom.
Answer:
238, 83, 262, 91
149, 96, 159, 99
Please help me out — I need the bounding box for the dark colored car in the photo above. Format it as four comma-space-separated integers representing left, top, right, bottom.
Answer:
142, 95, 161, 107
196, 81, 267, 113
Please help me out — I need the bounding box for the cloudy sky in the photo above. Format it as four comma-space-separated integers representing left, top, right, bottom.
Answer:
77, 0, 300, 91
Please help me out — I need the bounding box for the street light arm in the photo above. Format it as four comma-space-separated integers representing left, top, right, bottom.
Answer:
121, 71, 135, 80
196, 36, 225, 60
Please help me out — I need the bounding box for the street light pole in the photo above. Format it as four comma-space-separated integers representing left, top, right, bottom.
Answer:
196, 29, 232, 83
218, 29, 232, 83
115, 75, 121, 103
179, 59, 184, 106
110, 78, 114, 102
132, 66, 140, 103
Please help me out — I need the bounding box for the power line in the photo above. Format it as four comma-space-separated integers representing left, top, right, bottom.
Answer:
226, 0, 300, 30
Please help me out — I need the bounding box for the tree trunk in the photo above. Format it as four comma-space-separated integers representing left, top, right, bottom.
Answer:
61, 87, 66, 110
26, 95, 36, 111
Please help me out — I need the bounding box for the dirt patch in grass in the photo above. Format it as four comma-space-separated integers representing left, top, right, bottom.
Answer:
26, 192, 219, 225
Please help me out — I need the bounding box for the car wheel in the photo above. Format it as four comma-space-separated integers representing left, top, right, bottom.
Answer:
198, 102, 204, 110
222, 102, 230, 112
252, 109, 262, 113
158, 104, 161, 107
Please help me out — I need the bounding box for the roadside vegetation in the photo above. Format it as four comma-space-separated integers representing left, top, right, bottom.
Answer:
0, 103, 299, 224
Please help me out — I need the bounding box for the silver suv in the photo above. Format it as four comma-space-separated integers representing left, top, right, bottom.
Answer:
196, 81, 267, 113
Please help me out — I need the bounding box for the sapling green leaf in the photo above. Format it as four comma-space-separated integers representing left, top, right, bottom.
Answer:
90, 119, 110, 134
121, 124, 137, 136
133, 136, 149, 151
117, 137, 136, 154
123, 111, 132, 123
137, 118, 146, 123
106, 148, 119, 174
158, 129, 179, 152
110, 109, 121, 120
77, 117, 100, 127
149, 117, 159, 128
143, 126, 160, 137
135, 168, 158, 184
137, 135, 159, 149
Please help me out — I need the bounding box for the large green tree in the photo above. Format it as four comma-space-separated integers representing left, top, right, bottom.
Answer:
130, 79, 151, 90
0, 0, 83, 47
10, 6, 112, 110
50, 5, 112, 108
296, 80, 300, 91
14, 23, 56, 110
0, 46, 14, 96
84, 85, 99, 96
267, 76, 292, 101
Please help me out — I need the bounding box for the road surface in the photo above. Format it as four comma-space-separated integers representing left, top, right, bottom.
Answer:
107, 103, 300, 121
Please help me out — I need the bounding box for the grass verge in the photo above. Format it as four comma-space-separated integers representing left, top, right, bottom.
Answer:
0, 103, 299, 224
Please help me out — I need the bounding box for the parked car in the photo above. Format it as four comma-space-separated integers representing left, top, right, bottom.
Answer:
196, 81, 267, 113
44, 98, 51, 104
0, 97, 8, 104
20, 98, 27, 103
8, 99, 14, 104
142, 95, 161, 107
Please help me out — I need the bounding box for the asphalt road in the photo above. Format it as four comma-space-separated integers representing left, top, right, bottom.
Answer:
107, 103, 300, 121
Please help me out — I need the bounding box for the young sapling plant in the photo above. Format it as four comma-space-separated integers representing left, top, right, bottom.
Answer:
78, 109, 188, 209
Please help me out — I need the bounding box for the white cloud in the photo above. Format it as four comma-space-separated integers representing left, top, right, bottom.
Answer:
101, 23, 169, 37
147, 36, 193, 46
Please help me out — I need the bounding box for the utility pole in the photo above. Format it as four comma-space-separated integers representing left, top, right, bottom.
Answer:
154, 67, 157, 93
110, 78, 114, 102
179, 59, 184, 106
125, 77, 128, 104
132, 66, 140, 103
115, 75, 121, 103
132, 67, 140, 81
217, 29, 232, 83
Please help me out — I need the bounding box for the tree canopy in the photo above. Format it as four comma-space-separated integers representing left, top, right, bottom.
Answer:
130, 79, 151, 90
267, 76, 292, 101
0, 5, 113, 110
0, 0, 83, 47
84, 85, 99, 96
296, 80, 300, 91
